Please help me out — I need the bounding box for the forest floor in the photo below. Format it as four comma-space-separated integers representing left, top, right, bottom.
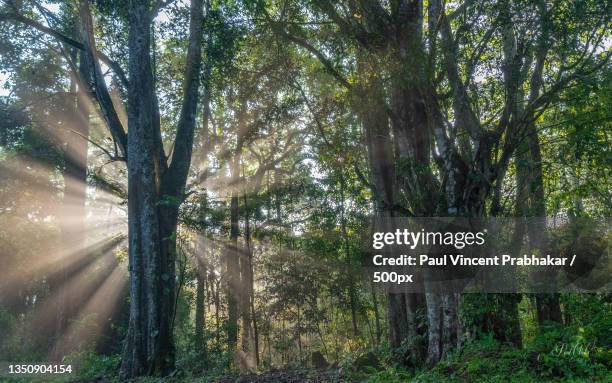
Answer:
213, 369, 343, 383
38, 338, 611, 383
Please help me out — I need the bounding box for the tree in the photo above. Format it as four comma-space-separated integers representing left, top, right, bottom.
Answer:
260, 0, 610, 364
2, 0, 205, 376
120, 0, 204, 376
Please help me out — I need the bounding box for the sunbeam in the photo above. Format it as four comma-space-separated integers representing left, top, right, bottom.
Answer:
22, 244, 121, 339
0, 235, 126, 302
50, 262, 128, 361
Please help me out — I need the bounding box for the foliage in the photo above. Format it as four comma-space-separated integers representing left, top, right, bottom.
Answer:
0, 0, 610, 381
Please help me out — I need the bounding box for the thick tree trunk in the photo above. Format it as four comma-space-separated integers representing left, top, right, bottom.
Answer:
527, 123, 562, 325
381, 2, 457, 363
523, 2, 562, 324
120, 0, 204, 377
120, 0, 170, 375
357, 52, 415, 356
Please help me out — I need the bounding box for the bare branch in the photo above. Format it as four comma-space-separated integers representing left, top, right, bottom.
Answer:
69, 129, 124, 162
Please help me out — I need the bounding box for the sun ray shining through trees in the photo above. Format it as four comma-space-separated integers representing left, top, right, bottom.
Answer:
0, 0, 610, 382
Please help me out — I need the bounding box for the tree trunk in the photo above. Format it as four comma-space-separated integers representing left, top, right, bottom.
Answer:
195, 257, 207, 360
357, 51, 418, 356
522, 0, 562, 324
120, 0, 204, 377
370, 283, 382, 345
424, 275, 442, 366
440, 292, 458, 360
527, 123, 562, 325
244, 193, 260, 366
388, 293, 409, 349
54, 37, 91, 359
227, 193, 240, 360
120, 5, 175, 368
226, 152, 240, 363
214, 276, 221, 344
339, 171, 359, 337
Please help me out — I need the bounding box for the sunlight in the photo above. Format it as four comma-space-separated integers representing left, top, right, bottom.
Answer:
0, 235, 126, 301
51, 263, 128, 359
24, 246, 120, 332
0, 0, 609, 379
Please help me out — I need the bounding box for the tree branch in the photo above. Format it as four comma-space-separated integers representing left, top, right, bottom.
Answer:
0, 11, 128, 88
70, 129, 124, 162
152, 0, 177, 17
79, 0, 128, 158
164, 0, 205, 197
275, 26, 351, 89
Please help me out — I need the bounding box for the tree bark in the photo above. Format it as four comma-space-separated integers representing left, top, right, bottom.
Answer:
243, 193, 260, 366
195, 256, 207, 360
339, 171, 359, 337
227, 157, 240, 363
424, 275, 442, 366
526, 125, 562, 325
523, 0, 562, 326
120, 0, 204, 377
121, 0, 170, 372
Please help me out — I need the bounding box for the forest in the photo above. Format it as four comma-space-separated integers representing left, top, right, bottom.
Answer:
0, 0, 610, 382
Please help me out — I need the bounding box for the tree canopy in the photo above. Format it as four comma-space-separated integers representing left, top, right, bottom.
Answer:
0, 0, 610, 381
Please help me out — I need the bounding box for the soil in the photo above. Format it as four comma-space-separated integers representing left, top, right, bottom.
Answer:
213, 369, 345, 383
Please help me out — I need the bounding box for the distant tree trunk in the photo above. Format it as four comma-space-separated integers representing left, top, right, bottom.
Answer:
239, 238, 253, 357
195, 256, 207, 360
243, 193, 260, 366
424, 275, 442, 365
227, 195, 240, 359
440, 293, 459, 359
339, 171, 359, 337
213, 275, 221, 344
229, 103, 255, 364
195, 67, 211, 360
54, 42, 91, 360
370, 282, 381, 345
227, 151, 240, 363
296, 304, 303, 362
